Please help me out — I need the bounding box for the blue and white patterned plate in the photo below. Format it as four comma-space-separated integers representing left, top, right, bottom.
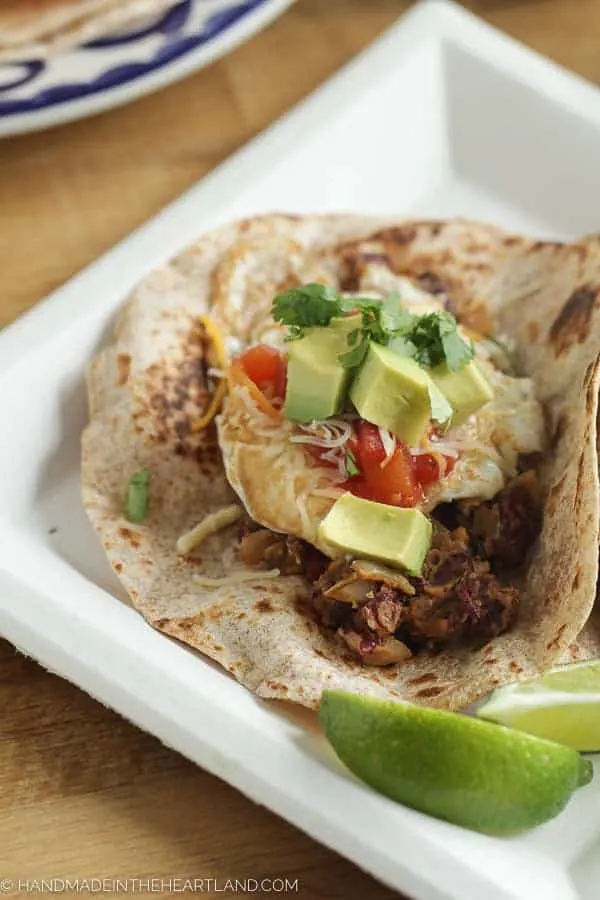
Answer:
0, 0, 295, 138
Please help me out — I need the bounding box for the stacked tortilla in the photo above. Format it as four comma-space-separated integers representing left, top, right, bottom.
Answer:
82, 215, 600, 710
0, 0, 181, 60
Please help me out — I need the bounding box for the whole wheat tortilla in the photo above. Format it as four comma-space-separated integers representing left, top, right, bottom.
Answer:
82, 214, 600, 710
0, 0, 180, 60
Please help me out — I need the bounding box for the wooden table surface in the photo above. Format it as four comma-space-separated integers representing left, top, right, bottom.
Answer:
2, 1, 600, 897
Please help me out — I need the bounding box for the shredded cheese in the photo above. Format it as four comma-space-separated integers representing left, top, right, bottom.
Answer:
177, 505, 242, 555
192, 315, 230, 431
290, 419, 353, 448
201, 314, 228, 367
378, 426, 397, 469
193, 568, 281, 587
228, 360, 281, 419
462, 326, 485, 343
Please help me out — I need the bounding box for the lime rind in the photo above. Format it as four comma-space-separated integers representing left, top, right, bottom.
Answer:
579, 758, 594, 787
320, 689, 590, 836
476, 659, 600, 751
496, 659, 600, 695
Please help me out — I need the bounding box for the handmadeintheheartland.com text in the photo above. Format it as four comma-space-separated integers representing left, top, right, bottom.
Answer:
0, 877, 301, 895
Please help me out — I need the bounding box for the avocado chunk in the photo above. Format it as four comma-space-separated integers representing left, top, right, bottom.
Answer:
430, 359, 494, 426
284, 314, 362, 422
349, 343, 451, 446
318, 493, 432, 575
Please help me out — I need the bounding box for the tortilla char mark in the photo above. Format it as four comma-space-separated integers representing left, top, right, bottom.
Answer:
337, 221, 496, 332
116, 353, 131, 386
549, 285, 599, 356
139, 319, 216, 458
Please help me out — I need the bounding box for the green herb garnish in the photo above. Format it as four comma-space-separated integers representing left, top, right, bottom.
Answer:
124, 468, 150, 523
398, 312, 475, 372
272, 284, 343, 340
345, 448, 361, 478
271, 286, 474, 372
337, 294, 410, 369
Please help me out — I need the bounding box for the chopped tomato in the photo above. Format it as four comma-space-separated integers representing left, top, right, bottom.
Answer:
341, 476, 378, 502
228, 361, 281, 419
413, 454, 441, 489
413, 452, 456, 488
350, 422, 421, 508
341, 421, 455, 506
353, 421, 386, 468
372, 440, 422, 507
238, 345, 287, 400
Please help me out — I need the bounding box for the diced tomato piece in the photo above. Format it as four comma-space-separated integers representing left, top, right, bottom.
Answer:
351, 421, 421, 508
341, 477, 378, 501
354, 421, 386, 468
413, 452, 456, 489
308, 416, 455, 506
273, 356, 288, 400
238, 345, 287, 400
369, 441, 422, 508
413, 453, 441, 489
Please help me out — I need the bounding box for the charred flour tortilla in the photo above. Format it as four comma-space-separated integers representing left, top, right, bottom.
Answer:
82, 215, 600, 710
0, 0, 179, 60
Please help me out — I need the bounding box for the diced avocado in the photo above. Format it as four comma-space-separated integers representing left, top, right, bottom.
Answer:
317, 493, 432, 575
430, 359, 494, 426
284, 314, 362, 422
349, 343, 449, 446
427, 382, 453, 432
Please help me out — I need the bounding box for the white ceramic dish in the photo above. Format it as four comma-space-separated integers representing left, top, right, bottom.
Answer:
2, 2, 600, 898
0, 0, 295, 138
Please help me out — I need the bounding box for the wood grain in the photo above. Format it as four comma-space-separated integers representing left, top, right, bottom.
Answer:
1, 1, 599, 897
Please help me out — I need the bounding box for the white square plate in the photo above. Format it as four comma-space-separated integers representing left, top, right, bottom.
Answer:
2, 2, 600, 898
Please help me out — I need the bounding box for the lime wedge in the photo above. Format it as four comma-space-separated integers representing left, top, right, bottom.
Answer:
319, 690, 592, 836
476, 659, 600, 751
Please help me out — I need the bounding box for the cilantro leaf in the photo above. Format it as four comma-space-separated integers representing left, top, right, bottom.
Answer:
398, 311, 474, 372
382, 298, 416, 334
272, 284, 343, 340
441, 328, 475, 372
345, 447, 361, 478
271, 283, 473, 373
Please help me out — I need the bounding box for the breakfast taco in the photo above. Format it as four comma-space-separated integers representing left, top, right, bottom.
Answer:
82, 214, 600, 710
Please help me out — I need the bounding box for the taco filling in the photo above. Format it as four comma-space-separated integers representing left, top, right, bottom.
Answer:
214, 280, 547, 666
